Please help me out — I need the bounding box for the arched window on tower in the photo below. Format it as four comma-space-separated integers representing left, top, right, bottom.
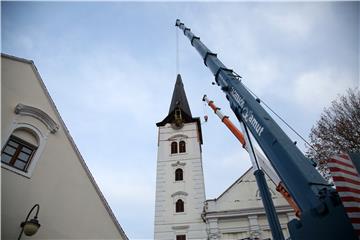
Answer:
175, 168, 183, 181
176, 235, 186, 240
179, 141, 186, 153
176, 199, 184, 212
171, 141, 178, 154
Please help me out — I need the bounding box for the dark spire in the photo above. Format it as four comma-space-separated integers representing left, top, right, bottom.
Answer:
168, 74, 192, 117
156, 74, 203, 144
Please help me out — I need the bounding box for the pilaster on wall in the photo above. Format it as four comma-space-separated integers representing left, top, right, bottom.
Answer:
207, 218, 220, 239
248, 215, 261, 239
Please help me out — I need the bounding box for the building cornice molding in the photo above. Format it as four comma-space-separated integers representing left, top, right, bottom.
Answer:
168, 134, 188, 141
171, 191, 188, 198
15, 103, 59, 133
204, 205, 294, 219
172, 225, 189, 230
171, 161, 186, 167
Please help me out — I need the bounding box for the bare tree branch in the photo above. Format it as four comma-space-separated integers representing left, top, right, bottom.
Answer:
306, 88, 360, 180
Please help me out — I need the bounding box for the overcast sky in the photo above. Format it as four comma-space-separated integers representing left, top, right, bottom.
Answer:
2, 2, 359, 239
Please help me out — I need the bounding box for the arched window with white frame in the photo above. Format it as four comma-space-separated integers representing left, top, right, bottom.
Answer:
1, 129, 39, 172
179, 140, 186, 153
175, 168, 183, 181
1, 104, 59, 178
171, 141, 178, 154
175, 199, 184, 212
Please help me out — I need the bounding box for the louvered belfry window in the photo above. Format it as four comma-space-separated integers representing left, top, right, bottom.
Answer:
171, 141, 178, 154
179, 141, 186, 153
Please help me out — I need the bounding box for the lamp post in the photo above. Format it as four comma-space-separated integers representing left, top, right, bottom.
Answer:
18, 204, 41, 240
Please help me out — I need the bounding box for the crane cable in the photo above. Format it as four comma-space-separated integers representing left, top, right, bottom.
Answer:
235, 75, 315, 151
176, 27, 179, 74
242, 121, 261, 170
176, 26, 312, 151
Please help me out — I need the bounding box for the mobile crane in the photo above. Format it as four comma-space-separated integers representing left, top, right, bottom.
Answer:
175, 19, 356, 239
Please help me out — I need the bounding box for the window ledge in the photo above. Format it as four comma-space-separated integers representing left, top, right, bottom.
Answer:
173, 180, 185, 184
170, 152, 188, 157
174, 212, 186, 215
1, 164, 31, 178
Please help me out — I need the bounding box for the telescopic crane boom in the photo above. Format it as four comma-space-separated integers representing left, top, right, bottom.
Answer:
203, 95, 301, 217
176, 19, 356, 239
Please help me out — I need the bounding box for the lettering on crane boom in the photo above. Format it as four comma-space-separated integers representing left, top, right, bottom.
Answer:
230, 87, 264, 137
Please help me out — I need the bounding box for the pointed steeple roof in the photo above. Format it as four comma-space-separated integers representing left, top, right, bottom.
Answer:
156, 74, 203, 144
168, 74, 192, 117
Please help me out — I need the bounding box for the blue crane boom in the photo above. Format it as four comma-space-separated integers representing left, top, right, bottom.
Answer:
175, 19, 356, 239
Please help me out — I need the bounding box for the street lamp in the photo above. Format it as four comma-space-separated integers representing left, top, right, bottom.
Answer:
18, 204, 41, 240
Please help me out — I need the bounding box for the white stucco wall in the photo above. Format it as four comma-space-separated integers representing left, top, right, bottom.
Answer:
212, 169, 289, 212
154, 122, 207, 239
204, 169, 296, 240
1, 55, 127, 239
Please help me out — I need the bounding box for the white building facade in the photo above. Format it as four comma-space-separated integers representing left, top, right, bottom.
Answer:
154, 74, 207, 240
1, 54, 127, 239
154, 75, 296, 240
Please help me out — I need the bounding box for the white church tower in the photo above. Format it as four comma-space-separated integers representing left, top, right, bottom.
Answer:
154, 74, 207, 240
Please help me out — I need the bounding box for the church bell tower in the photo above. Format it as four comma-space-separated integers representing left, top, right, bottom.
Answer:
154, 74, 207, 240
